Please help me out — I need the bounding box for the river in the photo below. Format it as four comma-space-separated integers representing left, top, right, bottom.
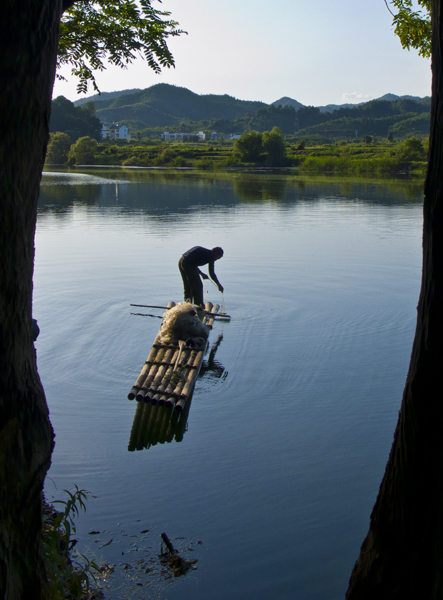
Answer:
36, 168, 423, 599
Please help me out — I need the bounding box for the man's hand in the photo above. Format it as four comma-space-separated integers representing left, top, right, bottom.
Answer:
218, 284, 224, 293
200, 272, 209, 280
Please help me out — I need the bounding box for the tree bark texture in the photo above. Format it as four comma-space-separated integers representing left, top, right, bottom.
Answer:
0, 1, 61, 597
346, 2, 443, 598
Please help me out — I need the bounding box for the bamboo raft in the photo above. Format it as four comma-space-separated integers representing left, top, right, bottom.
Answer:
128, 301, 220, 412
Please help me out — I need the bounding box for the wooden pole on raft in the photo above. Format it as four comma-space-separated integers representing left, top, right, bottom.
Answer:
146, 346, 176, 403
161, 363, 188, 407
130, 303, 231, 320
153, 348, 180, 405
175, 349, 205, 412
128, 303, 176, 400
128, 335, 161, 399
136, 346, 168, 401
153, 344, 192, 406
203, 303, 220, 329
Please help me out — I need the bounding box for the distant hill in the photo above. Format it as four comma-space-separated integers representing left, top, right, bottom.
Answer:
81, 83, 267, 129
67, 85, 431, 139
272, 97, 304, 111
377, 93, 423, 102
74, 89, 142, 106
271, 93, 428, 113
297, 96, 431, 139
318, 102, 365, 113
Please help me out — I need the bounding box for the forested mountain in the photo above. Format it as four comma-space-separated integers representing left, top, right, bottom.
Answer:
271, 97, 304, 111
74, 88, 141, 107
65, 84, 430, 140
206, 104, 296, 135
86, 83, 267, 129
296, 97, 431, 138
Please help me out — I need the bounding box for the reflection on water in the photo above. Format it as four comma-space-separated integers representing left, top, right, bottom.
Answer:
128, 400, 191, 450
199, 334, 227, 382
128, 333, 226, 451
41, 167, 424, 216
36, 168, 423, 600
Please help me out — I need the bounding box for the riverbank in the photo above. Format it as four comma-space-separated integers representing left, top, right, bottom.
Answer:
47, 137, 428, 178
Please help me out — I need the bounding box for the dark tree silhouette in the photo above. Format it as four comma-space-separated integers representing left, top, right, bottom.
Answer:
346, 1, 443, 597
0, 3, 60, 597
0, 1, 180, 596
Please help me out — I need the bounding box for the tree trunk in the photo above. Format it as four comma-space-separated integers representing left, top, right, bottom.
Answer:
346, 2, 443, 598
0, 1, 61, 597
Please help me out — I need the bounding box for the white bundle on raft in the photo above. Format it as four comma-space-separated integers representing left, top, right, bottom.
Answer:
159, 302, 209, 345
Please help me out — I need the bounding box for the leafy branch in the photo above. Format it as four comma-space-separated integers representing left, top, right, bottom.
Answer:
386, 0, 431, 57
57, 0, 186, 94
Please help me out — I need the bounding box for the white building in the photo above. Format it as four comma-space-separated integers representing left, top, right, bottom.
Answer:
101, 123, 131, 140
161, 131, 206, 141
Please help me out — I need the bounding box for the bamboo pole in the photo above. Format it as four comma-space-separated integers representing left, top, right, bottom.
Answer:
164, 394, 177, 409
203, 301, 213, 319
206, 303, 220, 329
135, 345, 171, 401
155, 347, 180, 405
128, 334, 162, 399
172, 351, 202, 412
175, 363, 200, 412
180, 350, 204, 397
161, 359, 188, 407
175, 344, 206, 412
146, 346, 176, 402
134, 346, 164, 401
130, 303, 231, 319
169, 348, 195, 399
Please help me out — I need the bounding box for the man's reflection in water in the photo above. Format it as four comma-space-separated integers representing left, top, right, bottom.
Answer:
198, 334, 227, 382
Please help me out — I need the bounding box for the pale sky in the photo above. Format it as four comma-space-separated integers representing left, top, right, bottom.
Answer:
53, 0, 431, 107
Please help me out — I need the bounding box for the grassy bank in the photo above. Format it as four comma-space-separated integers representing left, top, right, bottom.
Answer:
47, 137, 428, 177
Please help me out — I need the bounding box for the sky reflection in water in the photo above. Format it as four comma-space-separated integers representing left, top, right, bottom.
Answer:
36, 169, 423, 600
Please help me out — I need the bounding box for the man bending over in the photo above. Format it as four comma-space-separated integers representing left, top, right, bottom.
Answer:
178, 246, 224, 307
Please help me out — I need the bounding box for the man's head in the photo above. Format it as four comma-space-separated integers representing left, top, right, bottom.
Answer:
212, 247, 224, 260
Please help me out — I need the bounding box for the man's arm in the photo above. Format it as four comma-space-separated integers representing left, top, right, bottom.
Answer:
208, 263, 224, 293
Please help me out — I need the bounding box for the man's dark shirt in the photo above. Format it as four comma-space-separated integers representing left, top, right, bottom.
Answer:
182, 246, 215, 267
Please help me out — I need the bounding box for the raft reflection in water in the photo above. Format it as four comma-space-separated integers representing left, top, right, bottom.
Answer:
128, 335, 226, 451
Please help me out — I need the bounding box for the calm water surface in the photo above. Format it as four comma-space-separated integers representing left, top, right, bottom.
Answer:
36, 169, 423, 599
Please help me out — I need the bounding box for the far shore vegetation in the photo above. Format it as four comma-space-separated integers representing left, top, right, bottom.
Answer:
46, 130, 428, 178
46, 93, 429, 178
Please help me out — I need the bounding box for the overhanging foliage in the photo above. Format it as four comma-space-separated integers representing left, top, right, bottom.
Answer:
387, 0, 431, 57
58, 0, 185, 93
